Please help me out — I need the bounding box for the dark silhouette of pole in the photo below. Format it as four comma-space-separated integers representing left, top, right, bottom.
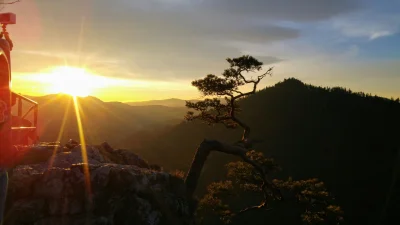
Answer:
378, 147, 400, 225
0, 170, 7, 225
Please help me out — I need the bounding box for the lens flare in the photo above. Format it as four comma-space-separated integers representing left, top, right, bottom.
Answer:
47, 96, 71, 171
72, 96, 92, 199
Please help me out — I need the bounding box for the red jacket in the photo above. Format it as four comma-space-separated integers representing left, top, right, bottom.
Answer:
0, 39, 12, 168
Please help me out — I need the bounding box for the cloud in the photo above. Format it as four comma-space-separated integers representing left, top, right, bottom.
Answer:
331, 12, 400, 40
6, 0, 307, 81
5, 0, 394, 87
13, 50, 78, 60
369, 31, 393, 40
198, 0, 361, 21
11, 50, 125, 74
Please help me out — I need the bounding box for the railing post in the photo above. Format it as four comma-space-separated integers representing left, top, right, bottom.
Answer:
33, 105, 37, 127
34, 105, 38, 143
17, 96, 21, 125
10, 92, 39, 145
17, 96, 21, 116
0, 169, 7, 225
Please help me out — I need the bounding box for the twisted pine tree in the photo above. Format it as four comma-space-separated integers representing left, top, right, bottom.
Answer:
183, 55, 282, 212
183, 56, 344, 225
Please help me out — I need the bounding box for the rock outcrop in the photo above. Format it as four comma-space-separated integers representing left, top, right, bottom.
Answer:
4, 141, 193, 225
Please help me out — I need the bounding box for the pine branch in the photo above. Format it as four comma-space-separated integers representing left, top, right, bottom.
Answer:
186, 55, 273, 142
184, 139, 283, 213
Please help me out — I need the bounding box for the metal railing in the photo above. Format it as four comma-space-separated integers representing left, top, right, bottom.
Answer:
11, 92, 38, 145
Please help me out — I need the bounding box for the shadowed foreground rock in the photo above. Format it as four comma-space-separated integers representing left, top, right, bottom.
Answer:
4, 142, 193, 225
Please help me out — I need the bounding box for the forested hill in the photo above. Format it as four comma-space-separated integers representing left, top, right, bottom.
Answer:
130, 78, 400, 225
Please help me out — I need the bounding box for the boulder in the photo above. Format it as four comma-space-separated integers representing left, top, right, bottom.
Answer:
49, 145, 105, 168
10, 141, 150, 169
65, 139, 79, 150
97, 142, 149, 169
113, 149, 149, 169
4, 143, 193, 225
12, 142, 64, 166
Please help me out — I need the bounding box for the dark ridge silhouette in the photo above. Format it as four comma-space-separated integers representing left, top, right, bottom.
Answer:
129, 78, 400, 225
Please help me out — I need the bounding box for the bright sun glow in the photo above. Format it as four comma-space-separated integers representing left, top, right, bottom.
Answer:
43, 66, 109, 97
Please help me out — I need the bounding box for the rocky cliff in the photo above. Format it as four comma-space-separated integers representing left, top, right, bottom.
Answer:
3, 142, 193, 225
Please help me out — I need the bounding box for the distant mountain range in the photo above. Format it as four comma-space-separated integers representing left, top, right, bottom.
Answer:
18, 94, 187, 146
125, 98, 200, 107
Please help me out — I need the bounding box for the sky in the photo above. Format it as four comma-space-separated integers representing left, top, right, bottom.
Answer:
3, 0, 400, 102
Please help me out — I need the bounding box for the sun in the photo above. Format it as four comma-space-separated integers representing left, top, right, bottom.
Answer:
46, 66, 104, 97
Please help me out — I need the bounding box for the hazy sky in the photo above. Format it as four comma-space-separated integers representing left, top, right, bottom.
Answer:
4, 0, 400, 101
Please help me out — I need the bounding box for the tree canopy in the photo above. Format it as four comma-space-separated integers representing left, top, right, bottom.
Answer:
185, 55, 272, 142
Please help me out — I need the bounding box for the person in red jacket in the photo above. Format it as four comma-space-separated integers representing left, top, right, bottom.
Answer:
0, 23, 12, 225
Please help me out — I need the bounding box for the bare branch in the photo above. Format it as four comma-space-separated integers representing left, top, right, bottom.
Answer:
1, 0, 21, 4
238, 203, 272, 214
237, 69, 258, 84
223, 67, 272, 141
233, 67, 273, 101
231, 89, 244, 95
228, 96, 250, 140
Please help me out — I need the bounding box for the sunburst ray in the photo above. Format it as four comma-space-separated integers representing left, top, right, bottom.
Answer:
73, 96, 92, 201
46, 97, 72, 170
